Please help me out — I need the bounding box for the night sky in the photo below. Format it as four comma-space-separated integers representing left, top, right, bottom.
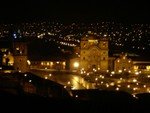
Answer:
0, 0, 150, 23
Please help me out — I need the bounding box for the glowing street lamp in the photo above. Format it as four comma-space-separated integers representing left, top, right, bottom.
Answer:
73, 62, 79, 68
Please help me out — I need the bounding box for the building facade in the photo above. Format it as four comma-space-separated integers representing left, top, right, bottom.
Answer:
114, 53, 133, 73
79, 33, 108, 72
30, 60, 66, 70
13, 41, 29, 73
133, 61, 150, 74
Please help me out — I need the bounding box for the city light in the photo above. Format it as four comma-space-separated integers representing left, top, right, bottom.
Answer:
1, 19, 150, 101
133, 79, 137, 82
111, 71, 115, 74
49, 74, 52, 77
116, 87, 119, 91
127, 85, 130, 88
118, 70, 122, 73
135, 72, 139, 75
27, 60, 31, 65
24, 74, 27, 77
73, 62, 79, 68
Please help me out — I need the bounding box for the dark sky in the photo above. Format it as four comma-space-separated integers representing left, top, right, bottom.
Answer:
0, 0, 149, 23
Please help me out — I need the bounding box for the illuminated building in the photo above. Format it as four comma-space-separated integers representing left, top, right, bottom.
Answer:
133, 61, 150, 74
30, 60, 66, 70
80, 32, 108, 71
2, 50, 14, 66
13, 39, 29, 72
70, 31, 109, 72
0, 50, 2, 66
114, 53, 133, 73
114, 53, 150, 74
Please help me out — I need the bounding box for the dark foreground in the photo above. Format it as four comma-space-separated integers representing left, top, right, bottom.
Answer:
1, 90, 150, 113
0, 72, 150, 113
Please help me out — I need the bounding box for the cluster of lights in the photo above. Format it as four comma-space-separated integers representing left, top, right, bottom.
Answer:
82, 70, 150, 94
59, 41, 76, 47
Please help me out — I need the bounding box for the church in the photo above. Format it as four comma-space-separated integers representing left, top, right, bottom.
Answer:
70, 31, 109, 72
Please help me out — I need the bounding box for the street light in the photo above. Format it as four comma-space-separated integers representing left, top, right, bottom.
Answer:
73, 62, 79, 68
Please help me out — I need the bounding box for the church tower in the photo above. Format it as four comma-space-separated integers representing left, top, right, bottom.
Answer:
13, 39, 29, 73
99, 38, 109, 71
80, 35, 89, 70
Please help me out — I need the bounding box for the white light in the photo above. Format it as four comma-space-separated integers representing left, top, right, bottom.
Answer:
102, 76, 104, 79
110, 82, 115, 86
49, 74, 52, 77
45, 76, 48, 79
104, 34, 107, 37
94, 69, 97, 72
135, 72, 139, 75
132, 94, 137, 98
133, 87, 137, 91
73, 62, 79, 68
67, 81, 71, 85
86, 73, 89, 76
95, 78, 98, 81
106, 70, 109, 72
29, 80, 32, 83
118, 70, 122, 73
24, 74, 27, 77
117, 80, 121, 83
133, 79, 137, 82
111, 71, 115, 74
75, 95, 78, 98
16, 47, 19, 50
128, 70, 131, 73
27, 60, 31, 65
116, 87, 119, 91
127, 85, 130, 88
106, 84, 109, 87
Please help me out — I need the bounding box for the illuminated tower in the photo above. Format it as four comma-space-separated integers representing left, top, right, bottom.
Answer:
13, 39, 29, 73
0, 50, 2, 66
80, 35, 89, 70
99, 38, 109, 71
